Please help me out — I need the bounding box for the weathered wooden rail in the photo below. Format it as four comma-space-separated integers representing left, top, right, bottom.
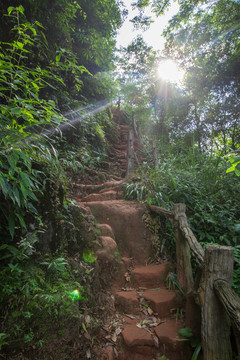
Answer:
150, 203, 240, 360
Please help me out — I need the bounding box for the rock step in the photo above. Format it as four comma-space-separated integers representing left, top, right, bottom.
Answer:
119, 318, 189, 360
73, 180, 124, 195
115, 289, 182, 317
154, 319, 191, 359
115, 291, 139, 314
115, 288, 181, 318
142, 288, 182, 317
132, 263, 173, 288
82, 189, 124, 202
99, 185, 124, 194
121, 323, 155, 348
83, 200, 151, 264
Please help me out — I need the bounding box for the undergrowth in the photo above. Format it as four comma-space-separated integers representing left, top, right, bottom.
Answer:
124, 150, 240, 295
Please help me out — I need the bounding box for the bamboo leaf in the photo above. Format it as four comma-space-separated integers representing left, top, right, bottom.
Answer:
20, 172, 33, 187
8, 214, 15, 239
0, 173, 9, 197
16, 213, 27, 229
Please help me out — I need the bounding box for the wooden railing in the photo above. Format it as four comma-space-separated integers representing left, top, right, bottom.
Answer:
150, 203, 240, 360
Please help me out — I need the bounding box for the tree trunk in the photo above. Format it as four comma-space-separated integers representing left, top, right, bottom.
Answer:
199, 245, 233, 360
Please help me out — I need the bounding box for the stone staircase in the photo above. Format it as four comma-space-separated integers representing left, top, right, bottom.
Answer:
73, 110, 191, 360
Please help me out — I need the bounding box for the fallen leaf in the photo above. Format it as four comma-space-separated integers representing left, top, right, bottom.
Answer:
124, 272, 131, 282
84, 333, 91, 340
111, 332, 117, 342
85, 315, 91, 324
147, 307, 154, 315
113, 347, 118, 357
116, 327, 122, 335
141, 308, 148, 316
124, 314, 136, 319
153, 335, 159, 347
86, 349, 91, 358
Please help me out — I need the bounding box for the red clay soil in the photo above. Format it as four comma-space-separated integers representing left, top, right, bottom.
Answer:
72, 109, 193, 360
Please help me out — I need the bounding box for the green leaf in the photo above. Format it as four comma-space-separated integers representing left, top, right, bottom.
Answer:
178, 327, 193, 338
13, 185, 21, 207
0, 173, 9, 197
8, 214, 15, 239
7, 7, 15, 15
192, 343, 201, 360
16, 5, 24, 14
27, 202, 38, 215
56, 53, 62, 62
20, 172, 33, 187
82, 322, 87, 333
10, 107, 22, 117
20, 183, 27, 199
6, 154, 17, 170
16, 213, 27, 229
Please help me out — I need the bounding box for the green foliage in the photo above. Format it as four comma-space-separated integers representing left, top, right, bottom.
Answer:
124, 182, 146, 202
178, 327, 201, 360
0, 7, 111, 357
125, 149, 240, 294
0, 243, 86, 352
0, 6, 65, 240
166, 272, 184, 295
226, 155, 240, 176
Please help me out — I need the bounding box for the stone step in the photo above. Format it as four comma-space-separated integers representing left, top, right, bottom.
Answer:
132, 263, 173, 288
99, 186, 123, 194
142, 288, 182, 317
119, 319, 189, 360
84, 200, 151, 264
154, 319, 191, 359
81, 187, 124, 202
121, 323, 155, 349
74, 180, 123, 195
115, 290, 139, 314
81, 190, 118, 202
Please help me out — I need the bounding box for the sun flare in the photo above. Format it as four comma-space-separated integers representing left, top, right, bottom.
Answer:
157, 59, 184, 84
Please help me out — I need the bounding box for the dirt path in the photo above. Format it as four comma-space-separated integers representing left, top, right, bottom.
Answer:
72, 110, 191, 360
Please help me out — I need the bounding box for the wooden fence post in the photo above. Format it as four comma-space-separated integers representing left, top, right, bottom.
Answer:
174, 204, 194, 293
199, 245, 233, 360
174, 204, 201, 332
214, 279, 240, 356
126, 129, 134, 177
